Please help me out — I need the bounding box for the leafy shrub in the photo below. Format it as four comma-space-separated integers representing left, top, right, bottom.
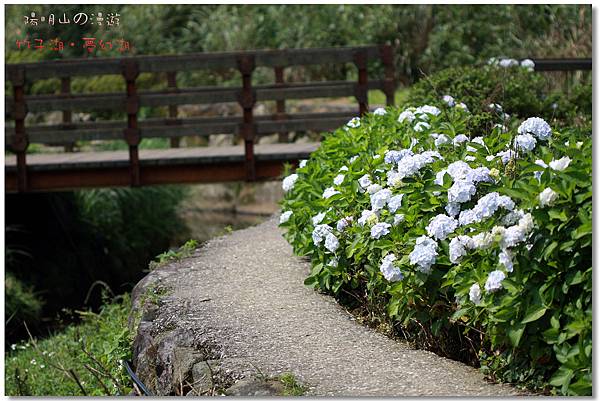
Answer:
405, 65, 548, 134
279, 102, 591, 395
5, 273, 43, 337
5, 294, 133, 396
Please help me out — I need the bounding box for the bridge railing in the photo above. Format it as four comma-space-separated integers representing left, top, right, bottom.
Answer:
5, 45, 397, 191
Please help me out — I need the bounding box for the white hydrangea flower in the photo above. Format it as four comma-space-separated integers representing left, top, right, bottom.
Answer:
426, 214, 458, 240
384, 149, 413, 164
299, 160, 308, 168
458, 192, 515, 226
533, 159, 548, 181
333, 174, 345, 186
358, 174, 372, 189
453, 134, 469, 146
370, 188, 392, 211
380, 253, 403, 282
367, 183, 382, 195
312, 212, 326, 225
499, 213, 534, 248
371, 222, 391, 239
339, 165, 349, 172
448, 180, 477, 203
515, 133, 537, 152
336, 216, 353, 232
443, 95, 455, 107
350, 155, 359, 163
282, 173, 298, 192
520, 58, 535, 71
373, 107, 387, 116
449, 235, 473, 263
472, 232, 494, 250
373, 154, 381, 160
279, 210, 292, 224
501, 209, 525, 226
549, 156, 571, 171
393, 214, 405, 226
539, 187, 558, 207
323, 187, 340, 199
446, 161, 471, 181
328, 256, 339, 267
456, 102, 469, 112
324, 232, 339, 253
469, 283, 482, 305
488, 103, 503, 112
518, 117, 552, 141
357, 209, 378, 227
499, 58, 519, 68
496, 149, 517, 164
387, 171, 402, 188
409, 236, 438, 273
464, 156, 476, 162
347, 117, 361, 128
415, 105, 441, 117
388, 194, 404, 213
394, 151, 439, 181
312, 224, 332, 245
414, 121, 431, 132
398, 109, 416, 123
434, 134, 451, 147
445, 202, 461, 217
485, 270, 506, 292
499, 248, 513, 272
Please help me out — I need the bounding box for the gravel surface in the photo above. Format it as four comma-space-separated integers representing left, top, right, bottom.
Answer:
134, 216, 523, 396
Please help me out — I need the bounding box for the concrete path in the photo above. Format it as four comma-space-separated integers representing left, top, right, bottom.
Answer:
131, 216, 522, 396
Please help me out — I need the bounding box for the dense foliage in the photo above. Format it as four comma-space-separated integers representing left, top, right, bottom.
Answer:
5, 294, 133, 396
279, 100, 591, 394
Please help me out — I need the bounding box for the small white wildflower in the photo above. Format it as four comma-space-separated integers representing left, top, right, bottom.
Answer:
485, 270, 506, 292
339, 165, 349, 172
333, 174, 345, 186
434, 134, 451, 147
499, 58, 519, 68
549, 156, 571, 172
469, 283, 482, 305
520, 58, 535, 71
456, 102, 469, 112
299, 160, 308, 168
539, 187, 559, 207
488, 103, 503, 112
371, 222, 391, 239
518, 117, 552, 141
415, 105, 441, 117
282, 173, 298, 192
350, 155, 359, 163
279, 211, 292, 224
324, 232, 340, 253
347, 117, 361, 128
374, 107, 387, 116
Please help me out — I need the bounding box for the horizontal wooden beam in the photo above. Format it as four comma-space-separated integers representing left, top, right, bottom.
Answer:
7, 80, 386, 113
6, 46, 384, 80
6, 112, 356, 144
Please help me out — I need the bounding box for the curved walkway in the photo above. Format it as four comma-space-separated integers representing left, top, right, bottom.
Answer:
131, 216, 522, 396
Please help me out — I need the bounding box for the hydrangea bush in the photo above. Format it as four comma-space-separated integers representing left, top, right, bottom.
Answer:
279, 102, 591, 395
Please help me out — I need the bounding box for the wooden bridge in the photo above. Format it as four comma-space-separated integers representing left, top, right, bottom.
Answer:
6, 45, 397, 192
5, 48, 591, 193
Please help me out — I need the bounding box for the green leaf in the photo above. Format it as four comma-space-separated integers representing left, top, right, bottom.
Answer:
507, 323, 525, 347
522, 305, 547, 324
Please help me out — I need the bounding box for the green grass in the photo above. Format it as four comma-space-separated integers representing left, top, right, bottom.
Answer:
148, 239, 198, 270
278, 372, 307, 396
5, 294, 134, 396
368, 88, 409, 106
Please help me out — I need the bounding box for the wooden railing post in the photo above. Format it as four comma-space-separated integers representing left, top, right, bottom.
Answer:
166, 71, 180, 148
353, 50, 368, 116
9, 67, 29, 192
121, 59, 141, 187
274, 66, 288, 143
60, 77, 75, 152
237, 55, 256, 181
380, 44, 396, 106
